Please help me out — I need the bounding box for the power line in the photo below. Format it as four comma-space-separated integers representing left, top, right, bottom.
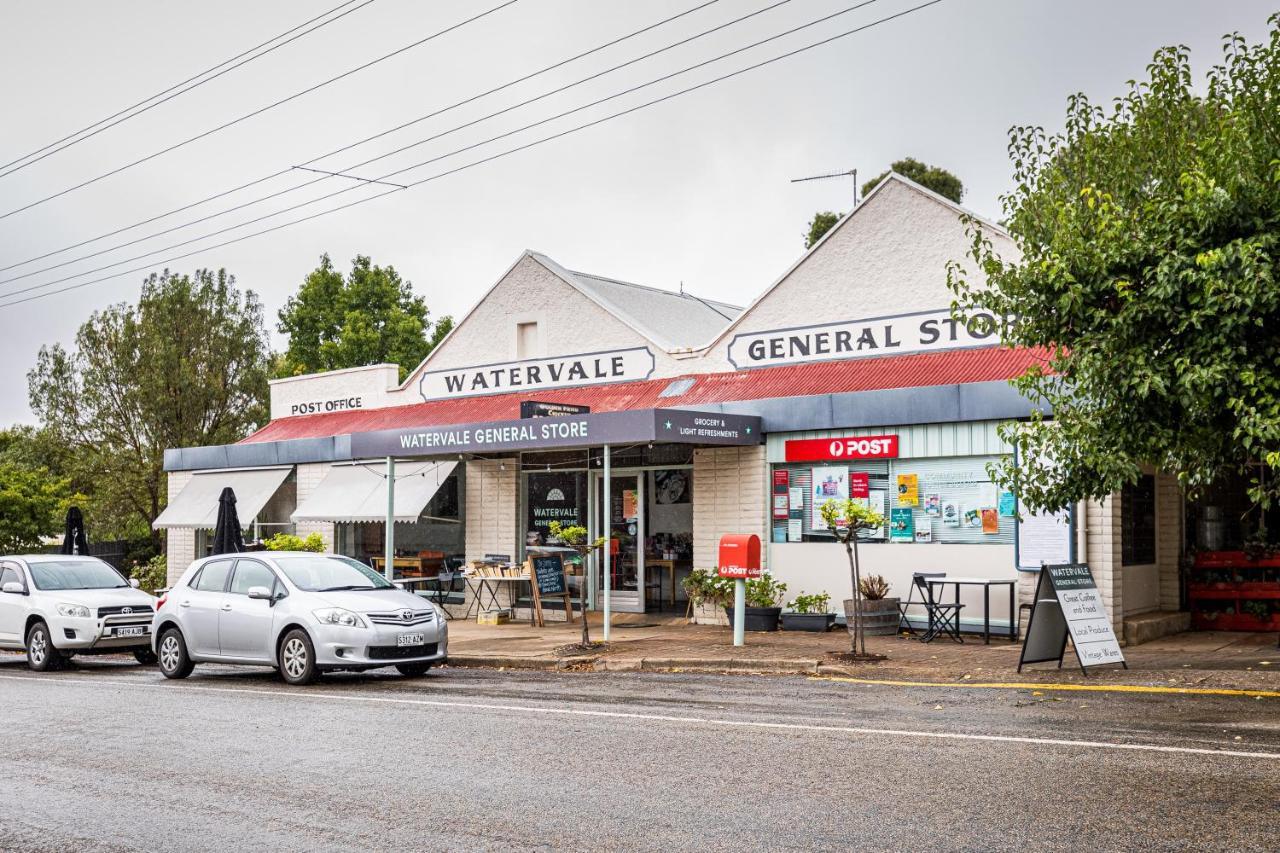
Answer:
0, 0, 743, 285
0, 0, 880, 301
0, 0, 376, 179
0, 0, 521, 221
0, 0, 946, 311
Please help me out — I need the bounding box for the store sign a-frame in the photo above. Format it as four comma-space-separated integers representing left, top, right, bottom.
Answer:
1018, 563, 1127, 675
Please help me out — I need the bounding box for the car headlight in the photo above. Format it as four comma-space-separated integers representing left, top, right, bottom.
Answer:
57, 603, 91, 618
313, 608, 367, 628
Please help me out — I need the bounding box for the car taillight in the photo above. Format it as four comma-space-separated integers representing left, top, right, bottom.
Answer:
156, 593, 168, 609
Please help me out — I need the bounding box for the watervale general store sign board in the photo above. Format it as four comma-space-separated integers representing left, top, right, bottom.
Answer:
726, 309, 1005, 370
1018, 563, 1126, 675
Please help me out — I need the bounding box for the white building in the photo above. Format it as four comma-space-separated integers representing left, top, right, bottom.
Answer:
157, 174, 1189, 644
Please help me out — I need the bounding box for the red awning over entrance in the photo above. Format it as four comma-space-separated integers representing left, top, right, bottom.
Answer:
243, 346, 1048, 445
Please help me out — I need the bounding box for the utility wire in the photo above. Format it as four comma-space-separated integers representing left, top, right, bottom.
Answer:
0, 0, 777, 289
0, 0, 725, 280
0, 0, 880, 301
0, 0, 946, 311
0, 0, 376, 179
0, 0, 520, 221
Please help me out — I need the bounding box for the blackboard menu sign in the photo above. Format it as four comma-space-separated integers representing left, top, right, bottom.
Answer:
1019, 563, 1127, 674
531, 554, 567, 596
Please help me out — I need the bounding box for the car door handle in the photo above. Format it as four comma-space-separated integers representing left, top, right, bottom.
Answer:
220, 604, 233, 611
179, 601, 191, 607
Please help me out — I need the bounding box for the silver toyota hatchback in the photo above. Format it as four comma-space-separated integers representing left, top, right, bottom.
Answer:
152, 551, 447, 684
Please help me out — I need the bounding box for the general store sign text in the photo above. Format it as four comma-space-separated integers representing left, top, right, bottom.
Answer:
726, 309, 1005, 369
418, 347, 654, 401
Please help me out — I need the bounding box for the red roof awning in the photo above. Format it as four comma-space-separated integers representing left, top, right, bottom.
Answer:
243, 346, 1048, 445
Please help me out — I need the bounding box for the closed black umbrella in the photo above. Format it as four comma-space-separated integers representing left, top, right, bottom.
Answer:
210, 487, 245, 555
60, 506, 89, 556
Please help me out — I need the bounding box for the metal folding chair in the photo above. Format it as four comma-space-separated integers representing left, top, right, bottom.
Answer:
915, 574, 964, 643
899, 572, 946, 635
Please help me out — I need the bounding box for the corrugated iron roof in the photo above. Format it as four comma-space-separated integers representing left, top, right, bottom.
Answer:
242, 346, 1048, 444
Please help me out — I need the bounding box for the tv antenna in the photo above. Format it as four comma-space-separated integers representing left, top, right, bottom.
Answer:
791, 167, 859, 205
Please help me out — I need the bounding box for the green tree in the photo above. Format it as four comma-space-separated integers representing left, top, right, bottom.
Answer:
948, 20, 1280, 519
0, 461, 82, 553
861, 157, 964, 203
276, 254, 453, 381
28, 268, 271, 541
803, 211, 842, 249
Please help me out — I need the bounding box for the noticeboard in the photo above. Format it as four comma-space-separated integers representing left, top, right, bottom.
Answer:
1016, 506, 1074, 570
1018, 563, 1126, 674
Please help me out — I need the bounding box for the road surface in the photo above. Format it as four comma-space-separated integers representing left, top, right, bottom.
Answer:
1, 655, 1277, 851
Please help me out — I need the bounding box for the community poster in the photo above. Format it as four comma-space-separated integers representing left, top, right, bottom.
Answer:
890, 507, 915, 542
853, 490, 888, 539
811, 466, 848, 531
981, 507, 1000, 534
897, 473, 919, 507
924, 493, 941, 516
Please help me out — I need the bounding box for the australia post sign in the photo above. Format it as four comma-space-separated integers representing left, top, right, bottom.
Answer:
784, 434, 899, 462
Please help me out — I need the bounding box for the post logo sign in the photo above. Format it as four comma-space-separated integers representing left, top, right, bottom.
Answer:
418, 347, 654, 401
726, 309, 1005, 370
784, 434, 899, 462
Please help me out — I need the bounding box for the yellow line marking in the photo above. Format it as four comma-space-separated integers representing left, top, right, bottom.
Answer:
810, 675, 1280, 698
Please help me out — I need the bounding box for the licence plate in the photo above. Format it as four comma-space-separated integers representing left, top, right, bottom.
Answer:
115, 626, 146, 638
397, 632, 425, 647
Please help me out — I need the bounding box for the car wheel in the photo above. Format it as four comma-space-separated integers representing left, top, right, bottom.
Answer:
278, 629, 318, 685
25, 621, 62, 672
157, 628, 195, 679
395, 662, 432, 677
134, 649, 158, 666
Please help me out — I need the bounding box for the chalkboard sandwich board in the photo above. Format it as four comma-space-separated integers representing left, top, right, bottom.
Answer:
527, 554, 574, 627
1018, 563, 1127, 675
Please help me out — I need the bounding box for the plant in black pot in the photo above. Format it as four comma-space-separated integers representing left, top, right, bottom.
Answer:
781, 591, 834, 632
724, 573, 788, 632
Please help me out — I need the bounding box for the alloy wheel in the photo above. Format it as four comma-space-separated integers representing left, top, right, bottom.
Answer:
282, 637, 307, 679
28, 628, 47, 666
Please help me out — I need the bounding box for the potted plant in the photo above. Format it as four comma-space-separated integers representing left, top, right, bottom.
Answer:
820, 498, 887, 659
782, 591, 835, 632
723, 572, 788, 632
682, 569, 731, 626
848, 574, 900, 636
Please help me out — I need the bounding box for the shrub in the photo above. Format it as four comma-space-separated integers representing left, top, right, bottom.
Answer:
129, 554, 168, 593
263, 532, 325, 552
744, 572, 787, 608
858, 574, 891, 600
787, 591, 831, 614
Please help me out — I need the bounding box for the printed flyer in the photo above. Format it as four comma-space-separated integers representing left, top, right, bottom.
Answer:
924, 493, 941, 516
897, 473, 919, 507
998, 491, 1017, 517
889, 507, 915, 542
849, 471, 870, 499
942, 501, 961, 527
981, 507, 1000, 534
810, 466, 848, 531
914, 526, 933, 543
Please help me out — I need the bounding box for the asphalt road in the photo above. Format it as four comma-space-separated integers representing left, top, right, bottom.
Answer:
1, 655, 1278, 852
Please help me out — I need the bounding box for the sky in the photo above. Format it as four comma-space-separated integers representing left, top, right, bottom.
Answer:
0, 0, 1274, 424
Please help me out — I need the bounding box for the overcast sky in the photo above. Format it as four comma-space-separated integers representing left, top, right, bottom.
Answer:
0, 0, 1273, 424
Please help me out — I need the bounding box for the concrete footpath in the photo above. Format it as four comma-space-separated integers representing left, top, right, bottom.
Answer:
445, 614, 1280, 694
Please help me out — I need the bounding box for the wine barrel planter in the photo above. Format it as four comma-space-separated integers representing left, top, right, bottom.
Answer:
724, 605, 782, 632
844, 598, 901, 636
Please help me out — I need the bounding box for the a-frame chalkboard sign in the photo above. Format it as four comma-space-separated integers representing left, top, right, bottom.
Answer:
1019, 563, 1127, 675
526, 554, 574, 628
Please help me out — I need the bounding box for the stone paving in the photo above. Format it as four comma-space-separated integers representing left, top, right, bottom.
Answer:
444, 613, 1280, 692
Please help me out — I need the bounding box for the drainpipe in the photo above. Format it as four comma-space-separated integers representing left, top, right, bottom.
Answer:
1076, 500, 1088, 565
603, 444, 612, 642
384, 456, 396, 581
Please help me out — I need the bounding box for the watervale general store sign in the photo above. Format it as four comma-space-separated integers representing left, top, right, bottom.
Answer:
418, 347, 654, 401
726, 308, 1005, 369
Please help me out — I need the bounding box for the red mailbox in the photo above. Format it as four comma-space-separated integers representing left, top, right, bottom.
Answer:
717, 534, 762, 579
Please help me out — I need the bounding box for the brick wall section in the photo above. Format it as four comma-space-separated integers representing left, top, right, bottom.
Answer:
1155, 472, 1183, 611
164, 471, 195, 587
465, 459, 517, 559
692, 446, 768, 571
293, 462, 335, 552
1087, 494, 1124, 636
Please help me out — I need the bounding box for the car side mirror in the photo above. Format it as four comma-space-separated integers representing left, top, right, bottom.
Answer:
129, 578, 141, 589
247, 586, 274, 601
2, 581, 24, 595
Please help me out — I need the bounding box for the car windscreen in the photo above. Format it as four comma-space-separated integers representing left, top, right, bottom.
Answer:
272, 555, 394, 592
29, 560, 128, 591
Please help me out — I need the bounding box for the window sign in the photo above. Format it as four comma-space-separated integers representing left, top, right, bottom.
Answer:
809, 466, 849, 531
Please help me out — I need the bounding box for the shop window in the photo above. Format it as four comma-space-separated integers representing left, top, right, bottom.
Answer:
770, 456, 1015, 545
525, 471, 587, 548
1122, 475, 1157, 565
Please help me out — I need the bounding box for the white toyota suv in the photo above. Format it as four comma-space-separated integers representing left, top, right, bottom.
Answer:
0, 555, 158, 671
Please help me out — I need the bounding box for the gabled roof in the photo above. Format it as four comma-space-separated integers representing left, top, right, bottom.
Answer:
530, 252, 741, 350
242, 346, 1048, 444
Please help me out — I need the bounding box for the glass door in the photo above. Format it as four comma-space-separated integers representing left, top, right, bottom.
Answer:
594, 472, 644, 613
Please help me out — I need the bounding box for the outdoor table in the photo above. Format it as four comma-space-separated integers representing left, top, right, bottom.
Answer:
463, 574, 531, 620
926, 577, 1018, 644
392, 574, 461, 620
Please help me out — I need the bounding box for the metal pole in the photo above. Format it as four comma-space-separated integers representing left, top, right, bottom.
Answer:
733, 578, 746, 647
603, 444, 611, 642
384, 456, 396, 581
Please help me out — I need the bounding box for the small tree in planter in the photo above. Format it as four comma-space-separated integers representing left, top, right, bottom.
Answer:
820, 498, 886, 658
548, 520, 606, 649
